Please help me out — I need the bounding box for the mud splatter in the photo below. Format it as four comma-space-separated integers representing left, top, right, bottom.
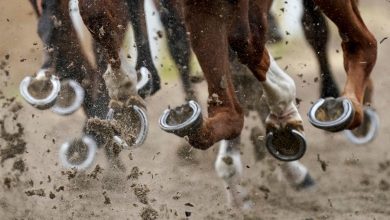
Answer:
140, 206, 158, 220
25, 189, 46, 197
128, 166, 140, 180
12, 159, 25, 173
88, 164, 103, 180
133, 184, 150, 204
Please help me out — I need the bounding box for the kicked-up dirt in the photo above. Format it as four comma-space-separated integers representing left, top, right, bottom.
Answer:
1, 0, 390, 219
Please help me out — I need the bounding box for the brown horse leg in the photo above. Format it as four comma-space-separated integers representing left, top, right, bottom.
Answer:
228, 0, 306, 161
311, 0, 377, 129
79, 0, 139, 105
165, 2, 244, 149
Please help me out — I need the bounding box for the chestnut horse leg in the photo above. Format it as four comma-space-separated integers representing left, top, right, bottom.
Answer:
228, 0, 306, 161
160, 1, 244, 149
301, 0, 339, 98
309, 0, 377, 131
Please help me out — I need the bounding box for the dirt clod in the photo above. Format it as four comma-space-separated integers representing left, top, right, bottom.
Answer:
25, 189, 46, 197
140, 206, 158, 220
12, 159, 25, 172
133, 184, 150, 204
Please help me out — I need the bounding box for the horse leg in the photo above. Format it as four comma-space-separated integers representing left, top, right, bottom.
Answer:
301, 0, 339, 98
228, 0, 306, 161
159, 0, 196, 101
160, 1, 244, 149
20, 0, 62, 109
215, 138, 252, 210
128, 0, 161, 97
79, 0, 148, 147
308, 0, 377, 132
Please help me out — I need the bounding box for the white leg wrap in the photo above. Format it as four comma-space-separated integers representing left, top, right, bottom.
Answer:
260, 54, 302, 125
215, 140, 252, 209
215, 140, 243, 180
280, 161, 308, 185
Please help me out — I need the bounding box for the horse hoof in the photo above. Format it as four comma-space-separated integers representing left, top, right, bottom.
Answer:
129, 105, 148, 146
295, 173, 316, 191
19, 70, 61, 109
308, 97, 354, 132
159, 100, 202, 137
59, 136, 97, 170
137, 67, 152, 98
344, 107, 379, 145
265, 129, 306, 161
51, 80, 85, 115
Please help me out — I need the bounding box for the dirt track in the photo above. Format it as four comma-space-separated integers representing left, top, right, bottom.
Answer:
1, 1, 390, 219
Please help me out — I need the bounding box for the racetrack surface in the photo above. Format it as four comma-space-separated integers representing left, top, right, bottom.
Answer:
1, 1, 390, 219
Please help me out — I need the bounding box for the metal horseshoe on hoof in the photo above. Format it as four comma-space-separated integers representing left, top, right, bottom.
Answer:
19, 70, 61, 110
51, 80, 85, 115
344, 107, 379, 145
59, 136, 97, 170
130, 105, 149, 147
265, 129, 306, 162
106, 106, 148, 147
136, 67, 151, 92
308, 97, 354, 132
106, 108, 130, 148
159, 100, 203, 137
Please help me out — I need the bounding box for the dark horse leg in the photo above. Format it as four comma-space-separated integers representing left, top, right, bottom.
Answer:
158, 0, 196, 101
128, 0, 161, 97
301, 0, 339, 98
25, 0, 109, 170
28, 0, 109, 120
